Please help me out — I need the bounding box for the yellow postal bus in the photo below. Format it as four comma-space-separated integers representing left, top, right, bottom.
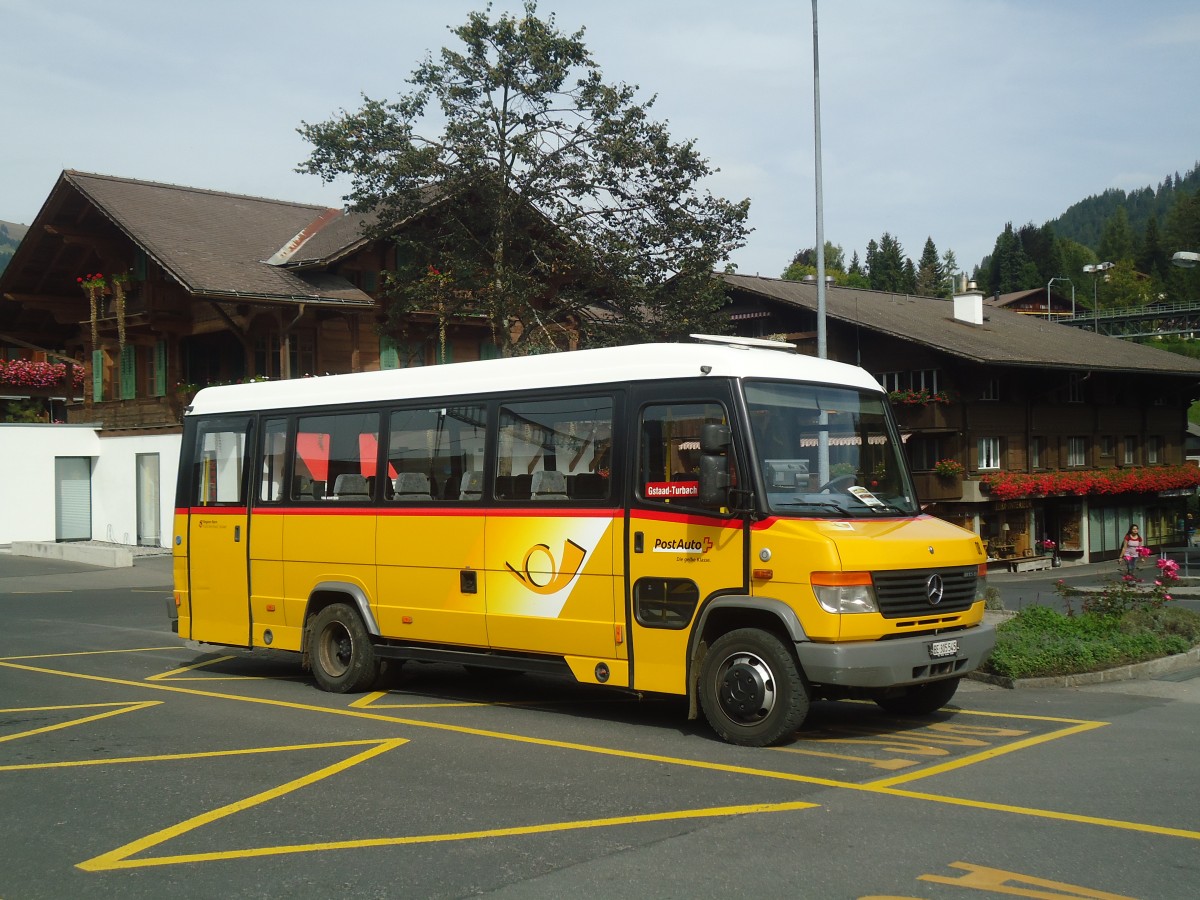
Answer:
171, 336, 994, 746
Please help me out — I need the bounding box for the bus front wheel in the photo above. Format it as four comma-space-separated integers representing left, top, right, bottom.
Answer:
308, 603, 380, 693
699, 628, 809, 747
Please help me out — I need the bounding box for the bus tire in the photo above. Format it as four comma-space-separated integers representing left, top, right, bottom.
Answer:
873, 676, 960, 715
699, 628, 809, 747
308, 603, 381, 693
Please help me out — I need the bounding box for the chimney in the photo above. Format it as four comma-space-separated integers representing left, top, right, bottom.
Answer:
953, 286, 985, 325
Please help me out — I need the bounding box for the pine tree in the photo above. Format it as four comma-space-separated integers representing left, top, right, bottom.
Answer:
914, 237, 943, 297
1097, 207, 1136, 263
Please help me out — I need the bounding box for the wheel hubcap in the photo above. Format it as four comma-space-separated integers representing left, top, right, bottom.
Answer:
320, 624, 351, 677
717, 652, 775, 724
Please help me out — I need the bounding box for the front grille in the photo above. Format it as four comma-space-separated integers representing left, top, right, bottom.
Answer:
872, 567, 977, 618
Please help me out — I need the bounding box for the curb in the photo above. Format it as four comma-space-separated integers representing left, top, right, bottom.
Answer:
968, 645, 1200, 689
10, 540, 133, 568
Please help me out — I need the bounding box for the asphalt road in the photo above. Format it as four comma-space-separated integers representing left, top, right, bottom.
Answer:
2, 550, 1198, 899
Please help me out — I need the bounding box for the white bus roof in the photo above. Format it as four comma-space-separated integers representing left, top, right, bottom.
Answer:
185, 339, 884, 417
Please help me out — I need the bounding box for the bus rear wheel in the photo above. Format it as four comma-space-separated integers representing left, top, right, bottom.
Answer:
873, 677, 960, 715
308, 603, 380, 693
699, 628, 809, 747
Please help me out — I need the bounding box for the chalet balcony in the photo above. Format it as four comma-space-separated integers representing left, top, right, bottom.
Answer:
66, 395, 183, 430
891, 401, 954, 431
912, 471, 963, 501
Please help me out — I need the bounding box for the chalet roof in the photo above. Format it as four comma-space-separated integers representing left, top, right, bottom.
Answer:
56, 171, 373, 305
720, 273, 1200, 379
990, 288, 1042, 307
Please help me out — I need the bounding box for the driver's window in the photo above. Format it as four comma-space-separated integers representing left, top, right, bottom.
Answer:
639, 402, 734, 510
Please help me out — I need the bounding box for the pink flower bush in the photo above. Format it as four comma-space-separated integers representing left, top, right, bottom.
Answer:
0, 359, 85, 389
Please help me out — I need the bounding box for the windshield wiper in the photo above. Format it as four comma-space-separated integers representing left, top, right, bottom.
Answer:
774, 498, 858, 515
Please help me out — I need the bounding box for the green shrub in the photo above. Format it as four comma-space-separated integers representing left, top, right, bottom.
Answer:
981, 603, 1200, 680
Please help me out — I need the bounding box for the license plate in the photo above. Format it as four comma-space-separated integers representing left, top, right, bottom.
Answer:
928, 639, 959, 659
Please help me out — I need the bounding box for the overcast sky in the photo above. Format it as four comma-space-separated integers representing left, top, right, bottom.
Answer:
2, 0, 1198, 278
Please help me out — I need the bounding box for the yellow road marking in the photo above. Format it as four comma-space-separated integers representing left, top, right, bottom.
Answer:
0, 647, 178, 661
349, 690, 483, 710
3, 657, 1196, 846
147, 655, 237, 680
0, 700, 160, 744
81, 798, 816, 871
78, 738, 409, 871
867, 720, 1108, 788
0, 738, 395, 773
771, 744, 918, 770
920, 860, 1137, 898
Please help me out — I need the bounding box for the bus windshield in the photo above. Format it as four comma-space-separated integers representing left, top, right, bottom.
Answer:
745, 380, 918, 517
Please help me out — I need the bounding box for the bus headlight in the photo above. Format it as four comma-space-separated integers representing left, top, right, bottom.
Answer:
811, 572, 878, 614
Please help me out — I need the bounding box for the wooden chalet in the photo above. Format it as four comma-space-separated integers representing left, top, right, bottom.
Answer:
0, 171, 528, 430
721, 273, 1200, 567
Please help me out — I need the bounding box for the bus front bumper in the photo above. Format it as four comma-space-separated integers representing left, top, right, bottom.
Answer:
795, 622, 996, 688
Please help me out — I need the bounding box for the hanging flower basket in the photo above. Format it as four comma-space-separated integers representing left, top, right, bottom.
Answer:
981, 466, 1200, 500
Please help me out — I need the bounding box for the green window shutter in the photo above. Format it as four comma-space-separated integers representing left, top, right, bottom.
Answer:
434, 339, 453, 365
92, 350, 104, 402
479, 341, 502, 360
120, 346, 137, 400
153, 341, 167, 396
379, 335, 400, 370
133, 250, 147, 281
362, 271, 378, 292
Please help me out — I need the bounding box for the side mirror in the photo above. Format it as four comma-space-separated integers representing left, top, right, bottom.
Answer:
700, 423, 730, 453
698, 454, 730, 506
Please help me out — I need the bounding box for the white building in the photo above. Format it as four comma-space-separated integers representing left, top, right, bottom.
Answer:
0, 424, 179, 549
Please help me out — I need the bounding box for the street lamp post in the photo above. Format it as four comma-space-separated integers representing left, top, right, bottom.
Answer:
1046, 277, 1074, 320
1083, 261, 1114, 331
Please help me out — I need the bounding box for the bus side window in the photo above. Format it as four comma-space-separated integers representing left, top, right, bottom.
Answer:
385, 405, 486, 502
496, 395, 614, 503
192, 421, 251, 507
294, 411, 380, 502
259, 418, 287, 503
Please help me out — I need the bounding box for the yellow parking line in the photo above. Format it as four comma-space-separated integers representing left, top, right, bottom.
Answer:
0, 738, 398, 773
78, 738, 410, 871
80, 798, 817, 871
0, 647, 178, 662
0, 700, 160, 744
867, 720, 1108, 788
5, 657, 1197, 845
146, 656, 237, 680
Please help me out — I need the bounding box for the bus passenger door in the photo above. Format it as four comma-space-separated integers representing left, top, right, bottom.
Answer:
185, 417, 254, 647
626, 394, 746, 696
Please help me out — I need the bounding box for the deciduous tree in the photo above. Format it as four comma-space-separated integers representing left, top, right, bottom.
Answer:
298, 2, 749, 353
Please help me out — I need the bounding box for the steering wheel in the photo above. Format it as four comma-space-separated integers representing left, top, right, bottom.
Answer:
816, 474, 856, 493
